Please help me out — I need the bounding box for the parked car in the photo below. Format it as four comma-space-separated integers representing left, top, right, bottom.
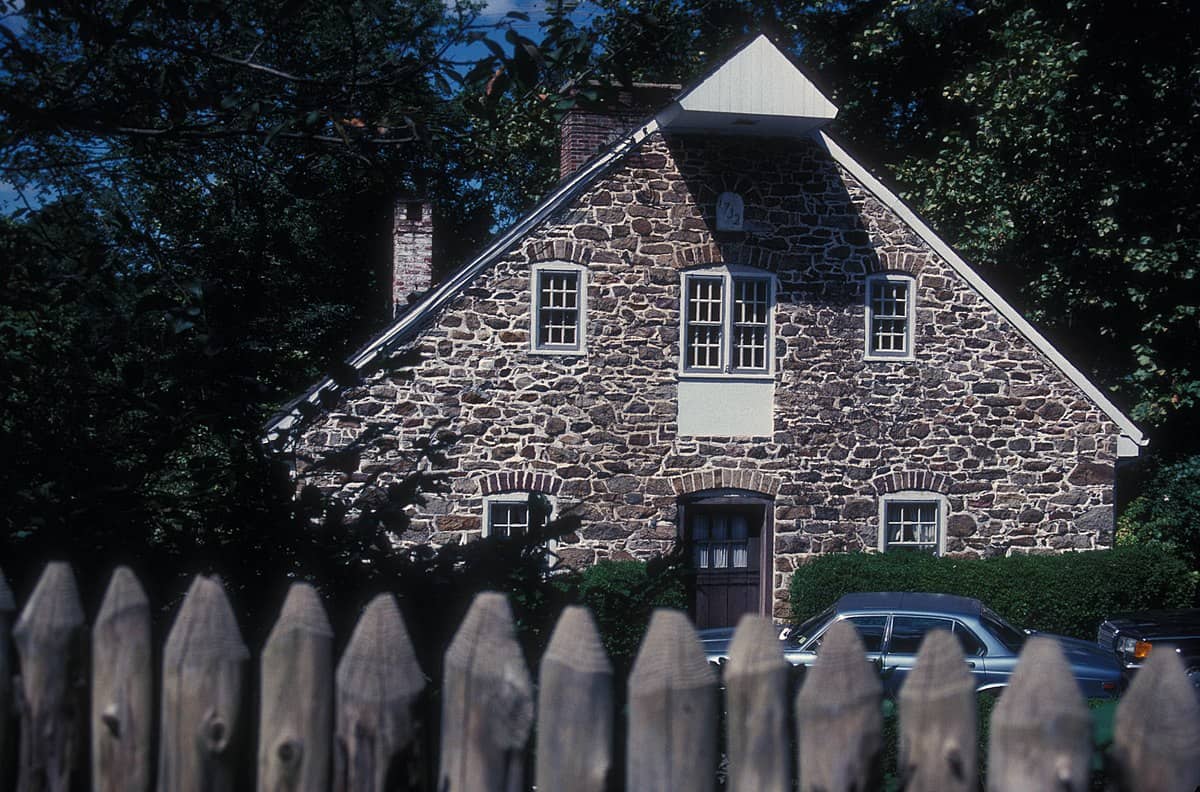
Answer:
699, 591, 1123, 698
1096, 608, 1200, 692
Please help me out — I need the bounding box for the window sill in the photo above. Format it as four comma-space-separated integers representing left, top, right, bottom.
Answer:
529, 347, 587, 358
864, 353, 916, 363
678, 371, 775, 383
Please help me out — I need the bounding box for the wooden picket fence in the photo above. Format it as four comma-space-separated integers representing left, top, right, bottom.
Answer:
1, 562, 1198, 792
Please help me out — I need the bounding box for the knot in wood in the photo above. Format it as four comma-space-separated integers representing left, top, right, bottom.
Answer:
101, 703, 121, 737
277, 737, 302, 766
204, 713, 229, 753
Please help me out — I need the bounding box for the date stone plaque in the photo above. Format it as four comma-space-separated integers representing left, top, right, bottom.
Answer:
716, 191, 744, 231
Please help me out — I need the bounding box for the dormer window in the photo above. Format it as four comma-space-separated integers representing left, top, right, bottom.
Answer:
865, 273, 915, 360
681, 267, 774, 377
531, 262, 587, 355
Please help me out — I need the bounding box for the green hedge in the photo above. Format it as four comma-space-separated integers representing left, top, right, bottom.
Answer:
576, 559, 687, 666
789, 546, 1195, 639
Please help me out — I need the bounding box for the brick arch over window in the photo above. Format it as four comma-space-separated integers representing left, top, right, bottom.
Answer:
865, 249, 926, 277
869, 470, 952, 495
522, 239, 593, 266
479, 471, 564, 496
674, 243, 784, 272
669, 469, 781, 497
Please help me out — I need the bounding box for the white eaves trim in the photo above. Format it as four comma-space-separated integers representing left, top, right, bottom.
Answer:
264, 116, 664, 444
817, 131, 1147, 456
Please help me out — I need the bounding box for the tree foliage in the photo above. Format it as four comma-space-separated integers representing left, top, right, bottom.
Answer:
2, 0, 1198, 596
0, 0, 569, 594
1118, 456, 1200, 566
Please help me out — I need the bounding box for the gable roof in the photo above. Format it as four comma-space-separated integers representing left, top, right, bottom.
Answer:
266, 34, 1146, 456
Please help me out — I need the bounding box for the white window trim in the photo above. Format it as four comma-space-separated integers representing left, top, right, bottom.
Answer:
482, 491, 559, 551
530, 262, 587, 356
877, 491, 948, 555
678, 265, 776, 380
864, 272, 916, 361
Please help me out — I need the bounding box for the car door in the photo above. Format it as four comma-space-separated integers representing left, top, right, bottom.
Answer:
881, 616, 991, 695
796, 614, 890, 671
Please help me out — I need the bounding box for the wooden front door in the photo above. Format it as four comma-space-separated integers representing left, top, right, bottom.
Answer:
687, 503, 765, 629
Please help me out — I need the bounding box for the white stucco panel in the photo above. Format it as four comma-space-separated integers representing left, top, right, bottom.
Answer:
677, 379, 775, 437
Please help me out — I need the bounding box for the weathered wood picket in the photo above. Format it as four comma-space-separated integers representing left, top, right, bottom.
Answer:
1, 562, 1198, 792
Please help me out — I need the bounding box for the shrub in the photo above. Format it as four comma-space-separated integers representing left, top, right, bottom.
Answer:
575, 557, 687, 666
789, 546, 1194, 639
1118, 454, 1200, 565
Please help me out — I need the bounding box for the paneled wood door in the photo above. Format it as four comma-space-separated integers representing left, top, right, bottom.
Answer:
687, 502, 766, 629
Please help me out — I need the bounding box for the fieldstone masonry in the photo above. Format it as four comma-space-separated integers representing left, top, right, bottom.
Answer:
294, 131, 1118, 619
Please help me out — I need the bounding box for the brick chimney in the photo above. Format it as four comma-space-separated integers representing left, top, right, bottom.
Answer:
391, 198, 433, 318
559, 83, 680, 180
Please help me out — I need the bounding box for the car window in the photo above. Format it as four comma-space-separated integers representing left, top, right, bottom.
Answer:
807, 615, 889, 654
784, 605, 835, 648
952, 622, 987, 657
981, 608, 1026, 653
888, 616, 954, 654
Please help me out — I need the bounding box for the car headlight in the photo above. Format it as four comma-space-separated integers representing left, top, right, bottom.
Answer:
1116, 636, 1152, 663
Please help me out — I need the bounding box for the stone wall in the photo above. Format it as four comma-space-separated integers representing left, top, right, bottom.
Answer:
294, 131, 1119, 618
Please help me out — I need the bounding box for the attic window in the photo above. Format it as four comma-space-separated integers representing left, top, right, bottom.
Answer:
531, 262, 587, 356
865, 273, 915, 360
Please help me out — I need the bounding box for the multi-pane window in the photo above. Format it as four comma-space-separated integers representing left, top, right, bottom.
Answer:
866, 274, 914, 358
682, 270, 774, 374
884, 500, 939, 552
691, 511, 751, 569
488, 501, 531, 538
686, 277, 724, 369
537, 271, 579, 348
531, 264, 585, 353
734, 279, 769, 369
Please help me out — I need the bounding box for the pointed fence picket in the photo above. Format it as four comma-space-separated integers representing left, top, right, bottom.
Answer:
92, 567, 152, 792
0, 568, 14, 791
1, 561, 1198, 792
13, 562, 86, 792
259, 582, 332, 792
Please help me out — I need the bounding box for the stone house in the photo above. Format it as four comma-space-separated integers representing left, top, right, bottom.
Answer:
267, 35, 1146, 627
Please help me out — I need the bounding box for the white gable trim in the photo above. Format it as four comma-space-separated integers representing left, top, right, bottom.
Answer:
674, 34, 837, 120
264, 116, 664, 443
817, 131, 1146, 455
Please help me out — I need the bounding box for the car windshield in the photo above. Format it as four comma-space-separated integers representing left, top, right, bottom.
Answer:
784, 606, 835, 648
981, 607, 1027, 653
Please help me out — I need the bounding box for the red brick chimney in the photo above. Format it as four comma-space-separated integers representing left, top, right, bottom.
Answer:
559, 84, 680, 180
391, 198, 433, 318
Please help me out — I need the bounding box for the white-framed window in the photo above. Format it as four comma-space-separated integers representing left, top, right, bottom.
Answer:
865, 273, 915, 360
531, 262, 587, 355
680, 266, 775, 377
483, 492, 556, 540
878, 491, 947, 554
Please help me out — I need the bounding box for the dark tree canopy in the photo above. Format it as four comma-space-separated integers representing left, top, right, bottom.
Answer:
1, 0, 1198, 601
